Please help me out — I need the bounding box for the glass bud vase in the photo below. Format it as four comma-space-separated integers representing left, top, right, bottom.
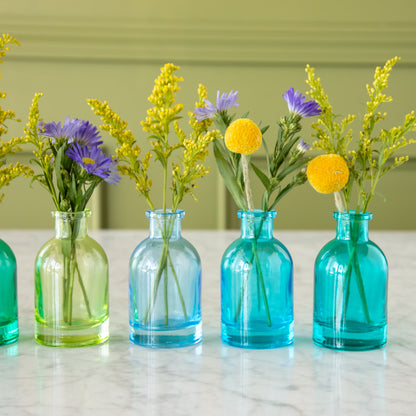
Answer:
0, 238, 18, 345
313, 211, 388, 351
129, 209, 202, 348
35, 211, 109, 347
221, 210, 294, 349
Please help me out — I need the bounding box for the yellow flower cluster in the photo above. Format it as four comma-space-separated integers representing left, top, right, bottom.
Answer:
0, 34, 33, 201
305, 57, 415, 212
141, 63, 184, 139
87, 98, 153, 205
171, 130, 217, 207
88, 63, 219, 211
0, 162, 32, 202
224, 118, 262, 155
307, 154, 349, 194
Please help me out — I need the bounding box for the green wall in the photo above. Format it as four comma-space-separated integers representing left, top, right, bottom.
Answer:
1, 0, 415, 229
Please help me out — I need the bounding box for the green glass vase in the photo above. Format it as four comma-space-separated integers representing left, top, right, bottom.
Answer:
35, 211, 109, 347
313, 211, 388, 350
0, 238, 18, 345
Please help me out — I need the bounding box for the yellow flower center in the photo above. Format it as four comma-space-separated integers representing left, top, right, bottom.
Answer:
82, 157, 95, 165
224, 118, 262, 155
307, 154, 349, 194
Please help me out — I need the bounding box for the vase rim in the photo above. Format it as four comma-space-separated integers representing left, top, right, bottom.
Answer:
146, 209, 185, 218
333, 210, 373, 221
52, 210, 91, 219
238, 209, 276, 219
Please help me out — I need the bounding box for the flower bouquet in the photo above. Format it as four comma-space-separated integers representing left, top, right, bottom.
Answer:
305, 57, 416, 350
195, 86, 320, 348
88, 63, 217, 347
0, 34, 32, 345
25, 95, 120, 347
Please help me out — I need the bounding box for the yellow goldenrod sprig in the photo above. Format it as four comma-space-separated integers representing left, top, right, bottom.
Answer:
88, 63, 219, 212
87, 98, 153, 208
23, 93, 60, 207
0, 34, 33, 202
306, 57, 416, 212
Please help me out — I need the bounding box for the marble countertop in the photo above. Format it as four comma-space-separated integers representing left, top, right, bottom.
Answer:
1, 229, 416, 415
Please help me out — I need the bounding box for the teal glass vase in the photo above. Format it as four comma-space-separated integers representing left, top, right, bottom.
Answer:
35, 211, 109, 347
129, 209, 202, 348
313, 211, 388, 351
0, 238, 18, 345
221, 210, 294, 349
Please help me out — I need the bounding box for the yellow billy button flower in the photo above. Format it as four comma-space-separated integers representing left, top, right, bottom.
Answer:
307, 154, 349, 194
224, 118, 262, 155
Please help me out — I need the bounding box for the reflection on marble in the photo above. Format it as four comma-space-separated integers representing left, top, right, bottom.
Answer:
0, 229, 416, 415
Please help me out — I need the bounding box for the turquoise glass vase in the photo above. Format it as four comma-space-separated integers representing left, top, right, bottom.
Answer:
35, 211, 109, 347
313, 211, 388, 350
221, 210, 294, 349
129, 209, 202, 348
0, 238, 18, 345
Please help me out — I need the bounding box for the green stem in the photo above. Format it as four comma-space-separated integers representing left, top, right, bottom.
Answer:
164, 266, 168, 326
63, 255, 69, 322
163, 164, 167, 212
66, 251, 75, 325
341, 221, 371, 325
233, 216, 272, 326
75, 262, 92, 319
142, 241, 169, 325
168, 251, 188, 320
252, 239, 272, 327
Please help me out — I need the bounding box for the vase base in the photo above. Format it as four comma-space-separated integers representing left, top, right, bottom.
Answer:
313, 320, 387, 351
221, 321, 294, 349
0, 320, 18, 346
129, 321, 202, 348
35, 318, 109, 347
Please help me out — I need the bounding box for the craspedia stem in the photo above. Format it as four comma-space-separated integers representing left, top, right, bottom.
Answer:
242, 154, 254, 211
334, 190, 347, 212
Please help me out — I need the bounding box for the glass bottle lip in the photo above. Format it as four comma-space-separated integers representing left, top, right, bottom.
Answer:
333, 210, 373, 221
238, 209, 277, 219
146, 209, 185, 219
52, 210, 91, 220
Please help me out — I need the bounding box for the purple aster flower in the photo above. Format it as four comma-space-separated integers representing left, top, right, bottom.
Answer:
66, 143, 121, 185
194, 90, 239, 122
283, 88, 321, 118
194, 100, 217, 122
39, 116, 80, 142
297, 139, 311, 153
68, 119, 103, 147
39, 117, 103, 147
216, 90, 239, 112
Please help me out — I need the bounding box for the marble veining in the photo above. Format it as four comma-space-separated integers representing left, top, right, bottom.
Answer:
0, 229, 416, 415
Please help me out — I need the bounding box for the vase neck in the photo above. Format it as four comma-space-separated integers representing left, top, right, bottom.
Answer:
147, 209, 184, 240
239, 210, 276, 240
53, 211, 90, 239
334, 211, 372, 242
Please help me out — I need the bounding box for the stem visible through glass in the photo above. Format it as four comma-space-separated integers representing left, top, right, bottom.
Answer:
233, 215, 272, 327
142, 213, 188, 326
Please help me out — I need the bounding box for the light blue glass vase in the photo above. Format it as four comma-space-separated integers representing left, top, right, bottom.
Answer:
313, 211, 388, 351
129, 209, 202, 348
0, 238, 18, 345
221, 210, 294, 349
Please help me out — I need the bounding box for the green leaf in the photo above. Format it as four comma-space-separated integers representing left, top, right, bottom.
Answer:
251, 162, 270, 191
276, 157, 308, 182
260, 125, 270, 135
213, 142, 247, 211
262, 136, 272, 177
54, 145, 66, 197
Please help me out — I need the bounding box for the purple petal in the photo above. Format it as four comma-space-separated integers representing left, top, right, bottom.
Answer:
283, 88, 321, 118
